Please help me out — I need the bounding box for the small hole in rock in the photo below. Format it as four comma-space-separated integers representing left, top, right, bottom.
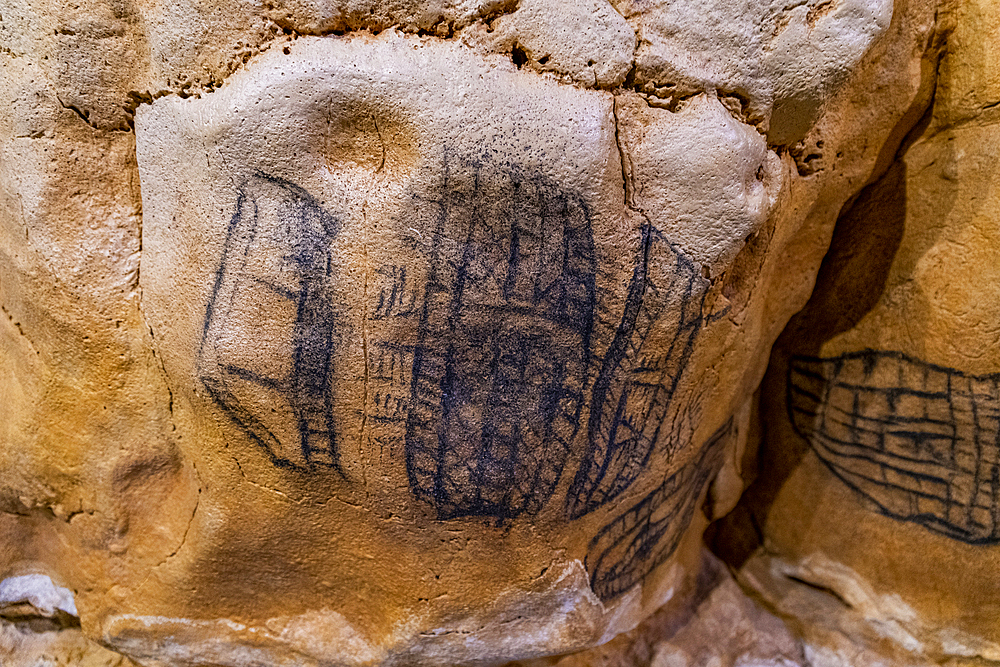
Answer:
511, 44, 528, 68
537, 55, 550, 65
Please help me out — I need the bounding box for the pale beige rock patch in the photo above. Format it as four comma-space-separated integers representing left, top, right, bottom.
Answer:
487, 0, 635, 88
616, 93, 782, 272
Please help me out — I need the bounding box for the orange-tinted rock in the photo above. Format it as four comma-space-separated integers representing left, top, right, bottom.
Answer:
0, 0, 941, 663
725, 0, 1000, 662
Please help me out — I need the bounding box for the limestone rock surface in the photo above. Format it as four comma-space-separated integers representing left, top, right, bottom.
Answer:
719, 0, 1000, 663
0, 0, 949, 664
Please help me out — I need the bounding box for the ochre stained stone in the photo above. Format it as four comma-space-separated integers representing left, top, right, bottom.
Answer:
0, 0, 945, 663
727, 0, 1000, 663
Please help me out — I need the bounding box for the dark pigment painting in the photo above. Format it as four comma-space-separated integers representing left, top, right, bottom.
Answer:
789, 349, 1000, 544
404, 160, 598, 522
199, 173, 344, 472
565, 223, 705, 520
586, 419, 733, 601
198, 160, 719, 571
402, 157, 711, 523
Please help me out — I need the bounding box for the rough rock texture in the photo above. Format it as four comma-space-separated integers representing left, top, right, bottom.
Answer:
715, 0, 1000, 663
510, 551, 806, 667
1, 620, 139, 667
0, 0, 963, 663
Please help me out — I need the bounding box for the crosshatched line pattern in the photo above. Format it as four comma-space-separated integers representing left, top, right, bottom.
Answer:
566, 223, 707, 520
789, 349, 1000, 544
586, 419, 733, 601
405, 157, 597, 522
198, 173, 344, 472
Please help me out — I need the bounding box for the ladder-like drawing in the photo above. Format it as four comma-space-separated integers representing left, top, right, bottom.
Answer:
789, 350, 1000, 544
199, 173, 343, 472
565, 223, 706, 520
586, 419, 732, 601
405, 159, 597, 522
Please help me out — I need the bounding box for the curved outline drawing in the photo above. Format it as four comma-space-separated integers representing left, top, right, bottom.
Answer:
789, 349, 1000, 544
198, 172, 344, 473
586, 418, 732, 601
566, 222, 706, 520
405, 157, 597, 522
